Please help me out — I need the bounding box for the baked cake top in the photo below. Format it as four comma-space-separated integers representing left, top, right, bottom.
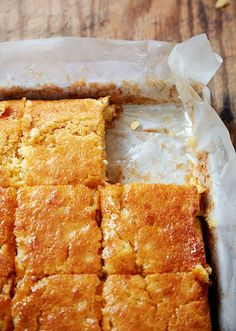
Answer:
0, 187, 17, 278
101, 183, 206, 274
19, 98, 108, 187
12, 274, 102, 331
103, 268, 211, 331
0, 100, 25, 187
15, 185, 102, 278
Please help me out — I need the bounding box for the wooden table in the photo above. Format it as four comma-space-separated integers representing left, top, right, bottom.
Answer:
0, 0, 235, 146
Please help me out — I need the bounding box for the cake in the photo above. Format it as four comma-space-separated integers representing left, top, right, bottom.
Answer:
103, 268, 211, 331
19, 98, 108, 187
0, 187, 17, 279
0, 278, 12, 331
0, 100, 24, 187
15, 185, 102, 278
100, 183, 206, 274
12, 274, 102, 331
0, 98, 211, 330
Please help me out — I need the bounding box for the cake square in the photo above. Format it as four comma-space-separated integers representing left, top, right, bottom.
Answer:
145, 268, 211, 330
15, 185, 102, 278
12, 274, 102, 331
19, 98, 109, 187
101, 183, 206, 274
103, 269, 211, 331
103, 274, 156, 331
0, 187, 17, 279
0, 100, 25, 187
0, 278, 13, 331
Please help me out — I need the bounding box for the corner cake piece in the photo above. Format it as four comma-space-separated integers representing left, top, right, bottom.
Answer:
12, 274, 102, 331
15, 185, 102, 278
0, 278, 13, 331
100, 183, 206, 274
0, 100, 24, 187
0, 187, 17, 279
19, 98, 109, 187
103, 268, 211, 331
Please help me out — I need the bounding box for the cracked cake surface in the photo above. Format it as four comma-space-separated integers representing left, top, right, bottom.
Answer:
100, 183, 206, 274
0, 277, 13, 331
12, 274, 102, 331
19, 98, 108, 187
14, 185, 102, 278
0, 98, 211, 330
0, 187, 17, 279
0, 186, 17, 330
103, 269, 211, 331
0, 100, 25, 187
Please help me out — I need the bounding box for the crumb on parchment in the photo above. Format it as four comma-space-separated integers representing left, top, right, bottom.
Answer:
215, 0, 230, 8
130, 120, 141, 130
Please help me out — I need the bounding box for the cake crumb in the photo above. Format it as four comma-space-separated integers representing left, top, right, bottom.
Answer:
130, 120, 141, 130
188, 137, 197, 150
26, 100, 32, 107
215, 0, 230, 8
192, 265, 210, 283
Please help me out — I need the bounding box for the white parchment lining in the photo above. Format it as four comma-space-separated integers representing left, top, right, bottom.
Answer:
169, 35, 235, 331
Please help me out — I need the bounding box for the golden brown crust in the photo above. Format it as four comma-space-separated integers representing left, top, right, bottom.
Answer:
12, 274, 102, 331
20, 134, 105, 187
19, 98, 108, 187
103, 275, 155, 331
15, 185, 102, 277
168, 300, 211, 331
103, 272, 211, 331
0, 278, 13, 331
101, 183, 206, 274
23, 98, 107, 129
0, 80, 181, 105
0, 98, 211, 330
0, 100, 24, 120
0, 187, 17, 278
0, 100, 25, 187
146, 271, 210, 330
0, 295, 12, 331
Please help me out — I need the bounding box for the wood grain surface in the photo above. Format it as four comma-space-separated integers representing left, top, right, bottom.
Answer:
0, 0, 235, 146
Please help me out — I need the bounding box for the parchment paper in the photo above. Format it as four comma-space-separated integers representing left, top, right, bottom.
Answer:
106, 103, 196, 185
0, 34, 235, 331
169, 35, 236, 331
